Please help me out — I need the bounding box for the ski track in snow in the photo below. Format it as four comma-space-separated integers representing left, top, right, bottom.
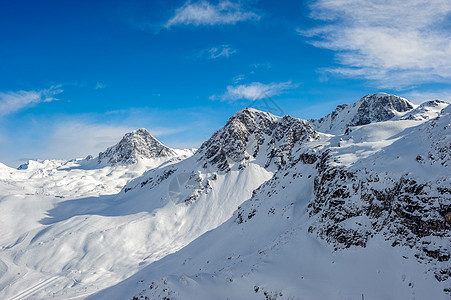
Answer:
8, 276, 59, 300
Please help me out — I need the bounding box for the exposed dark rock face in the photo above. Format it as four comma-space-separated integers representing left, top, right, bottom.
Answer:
98, 128, 177, 165
349, 93, 414, 126
197, 108, 319, 172
307, 101, 450, 283
308, 156, 450, 281
309, 93, 415, 133
126, 95, 449, 300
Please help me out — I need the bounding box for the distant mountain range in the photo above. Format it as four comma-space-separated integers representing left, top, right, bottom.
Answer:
0, 93, 449, 300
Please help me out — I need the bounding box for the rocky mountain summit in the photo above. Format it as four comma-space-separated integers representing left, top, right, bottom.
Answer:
1, 93, 450, 300
309, 93, 415, 134
96, 94, 450, 300
197, 107, 319, 172
97, 128, 178, 165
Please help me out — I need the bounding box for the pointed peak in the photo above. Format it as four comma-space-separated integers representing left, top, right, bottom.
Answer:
231, 107, 276, 118
98, 128, 176, 165
123, 128, 156, 140
129, 128, 151, 136
310, 93, 415, 134
197, 108, 318, 172
227, 107, 280, 126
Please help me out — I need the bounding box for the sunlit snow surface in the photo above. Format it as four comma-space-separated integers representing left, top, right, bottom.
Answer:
0, 96, 449, 299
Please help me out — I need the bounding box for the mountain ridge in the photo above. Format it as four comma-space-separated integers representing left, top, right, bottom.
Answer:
309, 93, 416, 134
0, 93, 449, 300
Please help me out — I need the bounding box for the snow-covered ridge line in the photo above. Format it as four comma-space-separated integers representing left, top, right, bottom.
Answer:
0, 93, 449, 300
94, 95, 450, 299
309, 93, 416, 134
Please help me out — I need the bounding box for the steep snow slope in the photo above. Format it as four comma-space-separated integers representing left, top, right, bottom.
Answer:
1, 95, 448, 300
309, 93, 415, 134
0, 108, 318, 299
0, 129, 193, 300
93, 100, 449, 300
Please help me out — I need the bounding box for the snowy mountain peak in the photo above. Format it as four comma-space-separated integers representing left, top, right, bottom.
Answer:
310, 93, 415, 134
97, 128, 177, 165
2, 97, 450, 300
197, 107, 319, 171
399, 99, 449, 121
226, 107, 280, 130
350, 93, 414, 125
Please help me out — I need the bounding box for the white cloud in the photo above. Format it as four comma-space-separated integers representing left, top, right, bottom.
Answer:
200, 45, 238, 59
251, 62, 271, 69
165, 0, 260, 28
232, 74, 245, 84
0, 86, 63, 117
95, 82, 107, 90
211, 81, 298, 101
300, 0, 451, 89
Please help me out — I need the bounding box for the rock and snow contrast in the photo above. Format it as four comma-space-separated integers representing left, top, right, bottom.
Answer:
0, 93, 449, 299
97, 128, 189, 165
309, 93, 415, 134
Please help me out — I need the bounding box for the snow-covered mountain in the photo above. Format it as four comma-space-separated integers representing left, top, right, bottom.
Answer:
8, 128, 193, 198
0, 94, 449, 300
0, 108, 319, 299
97, 128, 190, 165
90, 95, 450, 300
398, 99, 449, 121
0, 128, 194, 299
309, 93, 415, 134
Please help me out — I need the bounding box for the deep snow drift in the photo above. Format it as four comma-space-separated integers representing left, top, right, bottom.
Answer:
0, 93, 449, 300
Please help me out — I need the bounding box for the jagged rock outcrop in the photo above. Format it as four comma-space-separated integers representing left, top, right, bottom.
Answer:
307, 107, 451, 282
98, 128, 177, 165
308, 162, 450, 281
197, 107, 319, 172
124, 108, 319, 207
309, 93, 415, 134
88, 94, 450, 300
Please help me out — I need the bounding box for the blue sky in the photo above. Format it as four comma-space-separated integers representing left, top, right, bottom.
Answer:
1, 0, 450, 166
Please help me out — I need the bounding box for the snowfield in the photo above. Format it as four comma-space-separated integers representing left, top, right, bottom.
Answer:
0, 93, 449, 299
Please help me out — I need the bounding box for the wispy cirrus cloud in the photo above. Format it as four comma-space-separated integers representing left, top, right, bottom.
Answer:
210, 81, 298, 101
95, 81, 107, 90
299, 0, 451, 89
199, 44, 238, 59
0, 85, 63, 117
232, 74, 245, 84
165, 0, 260, 28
